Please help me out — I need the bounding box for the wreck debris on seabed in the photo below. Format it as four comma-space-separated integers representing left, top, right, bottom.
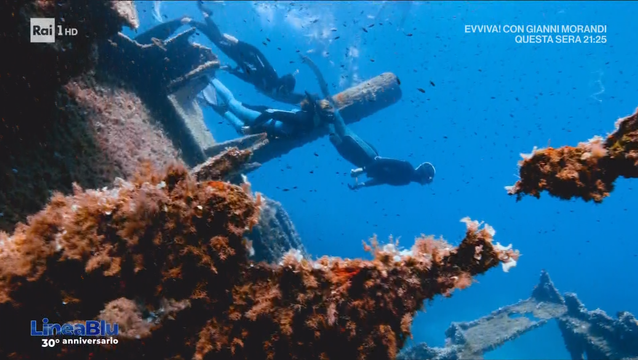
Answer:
398, 270, 638, 360
0, 147, 518, 360
506, 107, 638, 203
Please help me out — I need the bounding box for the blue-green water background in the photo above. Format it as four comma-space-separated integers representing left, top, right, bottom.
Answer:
128, 2, 638, 358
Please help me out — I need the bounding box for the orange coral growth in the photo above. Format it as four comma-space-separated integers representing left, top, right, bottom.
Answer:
0, 151, 516, 360
507, 108, 638, 202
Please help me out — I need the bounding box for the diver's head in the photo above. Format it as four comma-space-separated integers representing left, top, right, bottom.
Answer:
299, 93, 328, 127
299, 92, 319, 111
278, 73, 297, 94
415, 162, 435, 185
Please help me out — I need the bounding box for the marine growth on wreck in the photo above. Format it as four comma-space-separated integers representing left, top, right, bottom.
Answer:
3, 0, 635, 359
0, 152, 517, 360
507, 108, 638, 203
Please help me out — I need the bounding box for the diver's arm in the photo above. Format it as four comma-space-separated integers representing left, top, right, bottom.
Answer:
248, 109, 304, 129
134, 17, 188, 43
227, 68, 253, 83
268, 110, 309, 127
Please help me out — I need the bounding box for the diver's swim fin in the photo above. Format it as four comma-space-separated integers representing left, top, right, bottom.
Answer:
201, 84, 218, 106
200, 83, 227, 114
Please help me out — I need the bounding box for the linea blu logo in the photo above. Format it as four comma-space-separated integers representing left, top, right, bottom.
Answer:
30, 18, 55, 43
30, 318, 119, 336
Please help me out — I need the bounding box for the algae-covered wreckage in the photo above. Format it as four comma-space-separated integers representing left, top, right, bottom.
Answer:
507, 107, 638, 203
2, 1, 627, 360
0, 1, 517, 359
0, 150, 518, 359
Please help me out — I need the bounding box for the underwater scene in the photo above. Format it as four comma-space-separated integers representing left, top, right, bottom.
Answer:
1, 0, 637, 359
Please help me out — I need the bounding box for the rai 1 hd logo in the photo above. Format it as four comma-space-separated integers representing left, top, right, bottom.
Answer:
30, 18, 78, 43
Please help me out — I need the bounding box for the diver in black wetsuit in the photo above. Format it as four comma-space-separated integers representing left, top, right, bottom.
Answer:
134, 16, 193, 44
318, 104, 436, 190
200, 78, 326, 138
193, 1, 305, 104
348, 158, 436, 189
297, 54, 436, 190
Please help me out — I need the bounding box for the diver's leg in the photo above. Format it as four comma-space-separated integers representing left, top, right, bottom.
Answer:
210, 78, 262, 125
197, 0, 214, 16
220, 111, 245, 133
134, 17, 187, 43
351, 178, 382, 190
225, 112, 246, 133
194, 1, 227, 45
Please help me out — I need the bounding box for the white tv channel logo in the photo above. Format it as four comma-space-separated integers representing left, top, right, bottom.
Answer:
31, 18, 55, 43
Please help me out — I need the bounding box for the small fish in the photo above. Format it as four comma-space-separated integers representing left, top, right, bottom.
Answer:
396, 77, 401, 85
417, 88, 425, 93
405, 33, 413, 37
430, 81, 436, 87
151, 37, 166, 51
362, 27, 368, 33
334, 36, 340, 40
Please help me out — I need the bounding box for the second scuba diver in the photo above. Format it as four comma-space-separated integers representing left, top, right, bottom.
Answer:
193, 1, 305, 104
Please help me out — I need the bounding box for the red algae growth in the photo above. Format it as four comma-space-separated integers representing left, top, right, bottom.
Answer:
507, 107, 638, 203
0, 150, 518, 360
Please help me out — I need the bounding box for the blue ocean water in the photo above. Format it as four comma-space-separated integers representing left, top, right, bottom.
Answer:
131, 2, 638, 358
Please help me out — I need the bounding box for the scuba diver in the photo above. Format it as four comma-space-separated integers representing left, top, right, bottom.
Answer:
200, 78, 327, 138
299, 55, 436, 190
319, 100, 436, 190
134, 16, 193, 44
348, 159, 436, 189
193, 1, 305, 104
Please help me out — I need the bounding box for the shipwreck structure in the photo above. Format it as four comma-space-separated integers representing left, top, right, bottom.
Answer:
0, 144, 518, 360
1, 0, 400, 262
98, 25, 402, 167
398, 270, 638, 360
